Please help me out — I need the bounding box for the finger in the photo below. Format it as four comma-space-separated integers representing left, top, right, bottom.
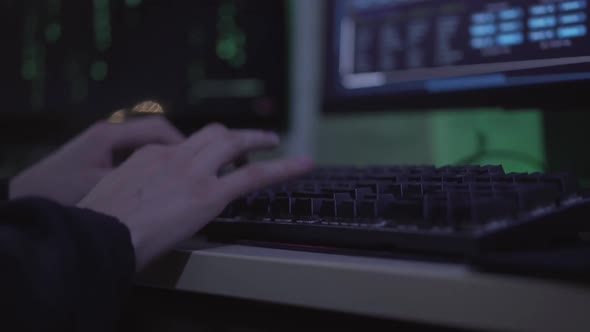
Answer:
218, 155, 250, 177
96, 116, 185, 150
234, 155, 250, 168
179, 123, 228, 156
194, 130, 281, 173
218, 156, 315, 200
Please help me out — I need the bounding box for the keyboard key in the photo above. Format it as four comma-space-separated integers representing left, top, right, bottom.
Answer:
251, 198, 270, 216
423, 183, 443, 193
543, 173, 579, 194
390, 200, 423, 222
336, 200, 356, 218
334, 192, 354, 200
312, 199, 324, 216
270, 198, 291, 217
319, 199, 336, 217
293, 198, 313, 216
356, 182, 379, 193
402, 184, 423, 199
356, 201, 377, 218
423, 199, 448, 226
491, 175, 515, 183
355, 188, 375, 200
291, 192, 332, 199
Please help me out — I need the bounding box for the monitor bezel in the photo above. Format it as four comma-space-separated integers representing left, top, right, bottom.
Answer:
322, 0, 590, 113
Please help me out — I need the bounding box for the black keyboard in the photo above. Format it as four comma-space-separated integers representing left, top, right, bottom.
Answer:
201, 165, 590, 256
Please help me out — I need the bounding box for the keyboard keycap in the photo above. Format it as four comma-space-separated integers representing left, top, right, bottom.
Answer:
356, 201, 377, 219
336, 200, 356, 218
270, 198, 291, 217
319, 199, 336, 218
293, 198, 313, 216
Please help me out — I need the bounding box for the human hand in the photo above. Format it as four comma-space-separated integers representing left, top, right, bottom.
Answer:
77, 124, 314, 271
9, 117, 184, 205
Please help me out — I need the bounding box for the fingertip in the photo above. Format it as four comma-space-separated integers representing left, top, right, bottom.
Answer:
267, 132, 281, 145
291, 155, 315, 171
296, 155, 315, 165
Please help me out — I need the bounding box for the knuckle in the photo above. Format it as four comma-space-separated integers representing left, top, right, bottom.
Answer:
141, 115, 170, 131
245, 163, 267, 179
190, 123, 227, 141
150, 117, 183, 139
137, 144, 166, 157
86, 121, 111, 138
207, 122, 227, 131
144, 115, 167, 127
229, 131, 244, 144
204, 123, 228, 135
230, 133, 249, 151
83, 121, 113, 145
217, 141, 238, 158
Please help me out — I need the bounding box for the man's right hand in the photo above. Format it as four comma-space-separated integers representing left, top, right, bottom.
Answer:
78, 123, 314, 271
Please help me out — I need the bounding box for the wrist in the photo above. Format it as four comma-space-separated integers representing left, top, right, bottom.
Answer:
129, 225, 148, 271
126, 218, 165, 272
73, 204, 139, 274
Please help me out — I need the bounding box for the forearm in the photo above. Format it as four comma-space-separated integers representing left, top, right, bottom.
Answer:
0, 198, 136, 331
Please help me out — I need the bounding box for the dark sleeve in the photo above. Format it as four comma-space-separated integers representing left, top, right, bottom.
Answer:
0, 178, 9, 201
0, 197, 136, 332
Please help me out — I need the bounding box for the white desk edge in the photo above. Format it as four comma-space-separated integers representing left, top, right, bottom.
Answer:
138, 242, 590, 332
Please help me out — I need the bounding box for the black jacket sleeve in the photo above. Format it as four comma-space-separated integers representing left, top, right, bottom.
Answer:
0, 178, 9, 201
0, 197, 136, 332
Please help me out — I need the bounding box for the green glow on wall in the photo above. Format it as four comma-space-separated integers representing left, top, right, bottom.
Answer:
125, 0, 142, 8
48, 0, 62, 19
21, 47, 38, 81
45, 23, 62, 43
432, 110, 546, 173
90, 61, 108, 81
216, 1, 247, 68
93, 0, 112, 52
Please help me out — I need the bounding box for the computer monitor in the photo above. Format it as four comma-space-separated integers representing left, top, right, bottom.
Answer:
0, 0, 289, 142
324, 0, 590, 112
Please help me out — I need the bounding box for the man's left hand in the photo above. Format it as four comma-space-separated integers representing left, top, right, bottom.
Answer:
9, 116, 184, 205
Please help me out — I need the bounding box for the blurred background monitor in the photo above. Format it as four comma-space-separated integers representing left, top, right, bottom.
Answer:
324, 0, 590, 112
0, 0, 289, 142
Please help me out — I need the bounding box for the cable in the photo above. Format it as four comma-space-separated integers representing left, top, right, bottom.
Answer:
453, 131, 548, 171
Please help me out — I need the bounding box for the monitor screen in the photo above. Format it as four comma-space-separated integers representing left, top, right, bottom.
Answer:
325, 0, 590, 111
0, 0, 289, 140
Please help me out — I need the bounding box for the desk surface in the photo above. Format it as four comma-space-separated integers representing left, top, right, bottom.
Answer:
138, 239, 590, 332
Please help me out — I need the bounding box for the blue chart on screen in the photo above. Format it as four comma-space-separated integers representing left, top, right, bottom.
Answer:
328, 0, 590, 98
